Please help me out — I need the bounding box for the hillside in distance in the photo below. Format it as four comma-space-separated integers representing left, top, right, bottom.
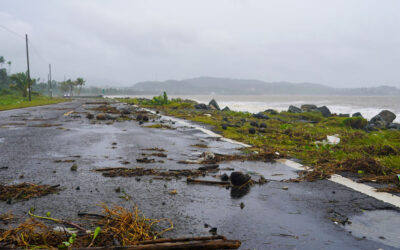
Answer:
129, 77, 400, 95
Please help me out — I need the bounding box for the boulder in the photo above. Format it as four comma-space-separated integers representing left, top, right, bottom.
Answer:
96, 113, 106, 120
221, 124, 228, 130
86, 113, 94, 119
230, 172, 251, 186
250, 121, 259, 127
352, 112, 363, 118
378, 110, 396, 124
265, 109, 278, 115
248, 127, 256, 134
288, 105, 302, 113
252, 112, 270, 120
387, 123, 400, 130
259, 123, 267, 128
366, 115, 386, 130
316, 106, 331, 117
222, 106, 231, 111
142, 116, 149, 122
194, 103, 208, 110
208, 99, 220, 110
301, 104, 317, 112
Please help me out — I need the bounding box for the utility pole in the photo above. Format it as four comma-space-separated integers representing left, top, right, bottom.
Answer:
48, 64, 52, 98
25, 34, 31, 101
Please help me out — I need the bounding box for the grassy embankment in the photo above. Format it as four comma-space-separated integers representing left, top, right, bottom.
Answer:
0, 94, 68, 111
118, 96, 400, 185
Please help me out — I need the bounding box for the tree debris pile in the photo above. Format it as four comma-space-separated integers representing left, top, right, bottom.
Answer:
0, 205, 239, 249
0, 183, 60, 202
95, 167, 217, 178
89, 105, 121, 114
0, 205, 173, 249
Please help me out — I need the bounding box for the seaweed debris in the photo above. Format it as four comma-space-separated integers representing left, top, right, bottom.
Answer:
0, 183, 60, 202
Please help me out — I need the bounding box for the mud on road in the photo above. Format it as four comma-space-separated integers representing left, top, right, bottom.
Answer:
0, 99, 399, 249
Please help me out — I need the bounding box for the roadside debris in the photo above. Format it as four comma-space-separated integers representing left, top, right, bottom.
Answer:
0, 183, 60, 202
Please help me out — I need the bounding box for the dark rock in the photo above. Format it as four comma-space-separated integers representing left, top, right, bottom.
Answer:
230, 185, 250, 198
316, 106, 331, 117
366, 115, 387, 130
209, 227, 218, 235
338, 114, 350, 117
248, 128, 256, 134
260, 123, 267, 128
194, 103, 208, 110
221, 173, 229, 181
139, 121, 143, 125
387, 123, 400, 130
352, 112, 363, 118
301, 104, 317, 112
265, 109, 278, 115
222, 106, 230, 111
378, 110, 396, 123
250, 121, 259, 127
221, 124, 228, 130
259, 128, 266, 133
137, 114, 143, 120
121, 109, 131, 115
208, 99, 220, 110
96, 113, 106, 120
86, 113, 94, 119
230, 171, 251, 186
223, 117, 228, 122
240, 118, 246, 122
288, 105, 302, 113
142, 116, 149, 122
252, 112, 270, 120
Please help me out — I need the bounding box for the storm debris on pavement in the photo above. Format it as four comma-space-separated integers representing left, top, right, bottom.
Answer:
0, 183, 60, 202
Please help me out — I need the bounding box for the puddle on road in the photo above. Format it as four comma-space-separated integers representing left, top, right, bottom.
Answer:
345, 210, 400, 248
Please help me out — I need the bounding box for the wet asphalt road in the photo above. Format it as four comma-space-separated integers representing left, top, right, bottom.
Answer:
0, 99, 399, 249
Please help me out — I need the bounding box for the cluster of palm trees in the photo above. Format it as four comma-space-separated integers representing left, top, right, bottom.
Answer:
59, 77, 86, 97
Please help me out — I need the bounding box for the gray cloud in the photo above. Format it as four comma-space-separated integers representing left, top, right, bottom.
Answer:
1, 0, 399, 87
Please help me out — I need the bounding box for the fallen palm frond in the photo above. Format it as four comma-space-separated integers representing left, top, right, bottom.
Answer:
0, 204, 174, 249
0, 183, 60, 202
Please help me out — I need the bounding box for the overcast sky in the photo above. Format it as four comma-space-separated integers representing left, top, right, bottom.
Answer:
1, 0, 399, 88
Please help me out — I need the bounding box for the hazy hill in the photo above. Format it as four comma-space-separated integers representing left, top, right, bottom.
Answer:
129, 77, 400, 95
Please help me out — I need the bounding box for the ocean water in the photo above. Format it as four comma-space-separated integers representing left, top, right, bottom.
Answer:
110, 95, 400, 123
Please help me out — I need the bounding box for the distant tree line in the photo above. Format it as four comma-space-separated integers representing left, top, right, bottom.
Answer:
0, 55, 86, 97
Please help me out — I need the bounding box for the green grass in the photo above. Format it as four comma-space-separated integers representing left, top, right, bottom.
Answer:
118, 97, 400, 174
0, 94, 69, 111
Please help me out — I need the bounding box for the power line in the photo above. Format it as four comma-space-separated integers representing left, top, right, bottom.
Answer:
0, 24, 49, 64
0, 24, 25, 39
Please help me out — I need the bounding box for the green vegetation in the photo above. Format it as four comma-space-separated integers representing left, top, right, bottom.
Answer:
0, 55, 82, 110
118, 95, 400, 183
0, 94, 68, 111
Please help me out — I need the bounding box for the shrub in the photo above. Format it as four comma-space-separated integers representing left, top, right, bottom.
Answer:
342, 117, 367, 129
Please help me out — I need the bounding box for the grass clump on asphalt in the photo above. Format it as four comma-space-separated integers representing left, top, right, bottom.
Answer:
117, 96, 400, 190
0, 94, 68, 111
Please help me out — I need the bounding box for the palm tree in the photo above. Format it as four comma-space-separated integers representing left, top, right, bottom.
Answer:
0, 56, 4, 68
75, 77, 85, 95
7, 61, 11, 74
10, 72, 29, 97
